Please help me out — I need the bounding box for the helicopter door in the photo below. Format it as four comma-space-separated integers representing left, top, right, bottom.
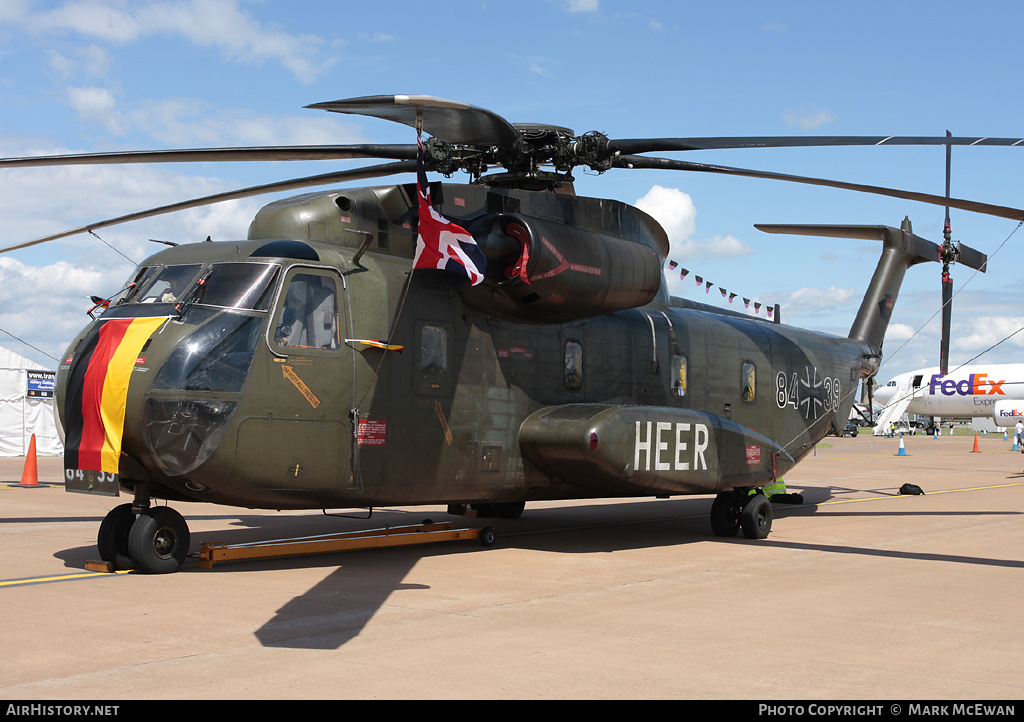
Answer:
233, 267, 349, 492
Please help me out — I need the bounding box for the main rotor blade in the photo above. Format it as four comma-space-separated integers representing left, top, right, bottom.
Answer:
0, 160, 417, 254
617, 155, 1024, 222
608, 135, 1024, 154
307, 95, 522, 149
0, 145, 417, 169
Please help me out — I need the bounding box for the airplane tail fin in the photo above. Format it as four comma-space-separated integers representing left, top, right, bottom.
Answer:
755, 217, 986, 352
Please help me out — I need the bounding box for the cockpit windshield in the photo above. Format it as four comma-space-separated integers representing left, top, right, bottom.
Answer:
132, 264, 203, 304
192, 263, 279, 310
120, 262, 279, 310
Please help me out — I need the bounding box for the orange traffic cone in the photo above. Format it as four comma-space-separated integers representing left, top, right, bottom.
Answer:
18, 434, 39, 487
971, 434, 981, 453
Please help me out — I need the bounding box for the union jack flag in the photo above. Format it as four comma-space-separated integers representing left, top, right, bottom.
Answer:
414, 136, 486, 285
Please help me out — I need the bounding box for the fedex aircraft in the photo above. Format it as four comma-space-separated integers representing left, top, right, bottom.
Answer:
874, 363, 1024, 426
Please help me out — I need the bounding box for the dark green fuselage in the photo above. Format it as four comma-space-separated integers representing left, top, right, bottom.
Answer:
57, 182, 875, 511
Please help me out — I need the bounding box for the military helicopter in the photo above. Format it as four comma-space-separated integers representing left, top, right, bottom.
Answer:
2, 95, 1020, 573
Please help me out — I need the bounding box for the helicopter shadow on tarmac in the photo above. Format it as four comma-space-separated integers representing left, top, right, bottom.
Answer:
43, 486, 1021, 650
205, 487, 1023, 650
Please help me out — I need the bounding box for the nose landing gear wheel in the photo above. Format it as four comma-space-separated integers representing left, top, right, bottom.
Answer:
97, 503, 135, 571
128, 507, 191, 574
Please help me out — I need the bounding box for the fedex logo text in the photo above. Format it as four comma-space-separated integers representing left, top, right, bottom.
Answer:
998, 408, 1024, 418
928, 373, 1005, 397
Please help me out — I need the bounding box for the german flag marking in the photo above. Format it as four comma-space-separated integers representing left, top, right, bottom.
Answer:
65, 317, 166, 474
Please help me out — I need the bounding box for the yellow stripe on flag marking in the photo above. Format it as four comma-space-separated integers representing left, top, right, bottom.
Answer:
99, 317, 166, 472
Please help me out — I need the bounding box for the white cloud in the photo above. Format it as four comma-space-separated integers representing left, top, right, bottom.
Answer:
783, 285, 858, 313
0, 0, 32, 23
951, 316, 1024, 352
525, 56, 555, 78
0, 256, 126, 362
565, 0, 599, 12
32, 1, 142, 42
784, 106, 838, 131
48, 44, 112, 79
883, 323, 917, 343
128, 99, 367, 147
635, 185, 696, 243
636, 185, 751, 264
65, 85, 127, 135
672, 234, 752, 260
22, 0, 335, 83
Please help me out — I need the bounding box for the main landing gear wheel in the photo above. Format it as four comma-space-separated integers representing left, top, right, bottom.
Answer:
710, 492, 743, 537
97, 503, 135, 571
740, 493, 773, 539
128, 506, 191, 574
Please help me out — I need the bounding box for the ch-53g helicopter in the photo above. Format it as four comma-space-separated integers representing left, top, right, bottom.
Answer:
2, 95, 1019, 573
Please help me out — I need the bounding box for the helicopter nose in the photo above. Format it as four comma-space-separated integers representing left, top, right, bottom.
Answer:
62, 310, 264, 487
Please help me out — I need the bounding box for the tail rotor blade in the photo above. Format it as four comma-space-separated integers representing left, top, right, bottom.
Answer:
940, 271, 953, 376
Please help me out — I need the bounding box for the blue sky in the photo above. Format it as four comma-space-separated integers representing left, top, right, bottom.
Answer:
1, 0, 1023, 386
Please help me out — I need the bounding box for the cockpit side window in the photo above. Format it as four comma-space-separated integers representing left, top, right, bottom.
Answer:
272, 272, 339, 350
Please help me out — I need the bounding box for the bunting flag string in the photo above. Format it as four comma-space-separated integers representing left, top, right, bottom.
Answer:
665, 259, 779, 321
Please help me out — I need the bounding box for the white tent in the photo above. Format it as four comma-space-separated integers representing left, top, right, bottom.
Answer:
0, 346, 63, 456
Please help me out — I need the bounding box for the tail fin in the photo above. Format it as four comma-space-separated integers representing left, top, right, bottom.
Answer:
755, 217, 986, 351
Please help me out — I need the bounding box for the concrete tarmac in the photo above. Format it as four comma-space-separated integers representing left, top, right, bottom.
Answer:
1, 432, 1022, 700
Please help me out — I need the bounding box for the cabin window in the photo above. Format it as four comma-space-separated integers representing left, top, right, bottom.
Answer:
671, 354, 688, 397
420, 324, 448, 377
741, 361, 756, 403
416, 323, 450, 394
272, 272, 339, 350
564, 339, 583, 390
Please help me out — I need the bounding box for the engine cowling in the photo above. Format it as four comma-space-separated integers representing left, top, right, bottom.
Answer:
460, 213, 663, 323
993, 400, 1024, 426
